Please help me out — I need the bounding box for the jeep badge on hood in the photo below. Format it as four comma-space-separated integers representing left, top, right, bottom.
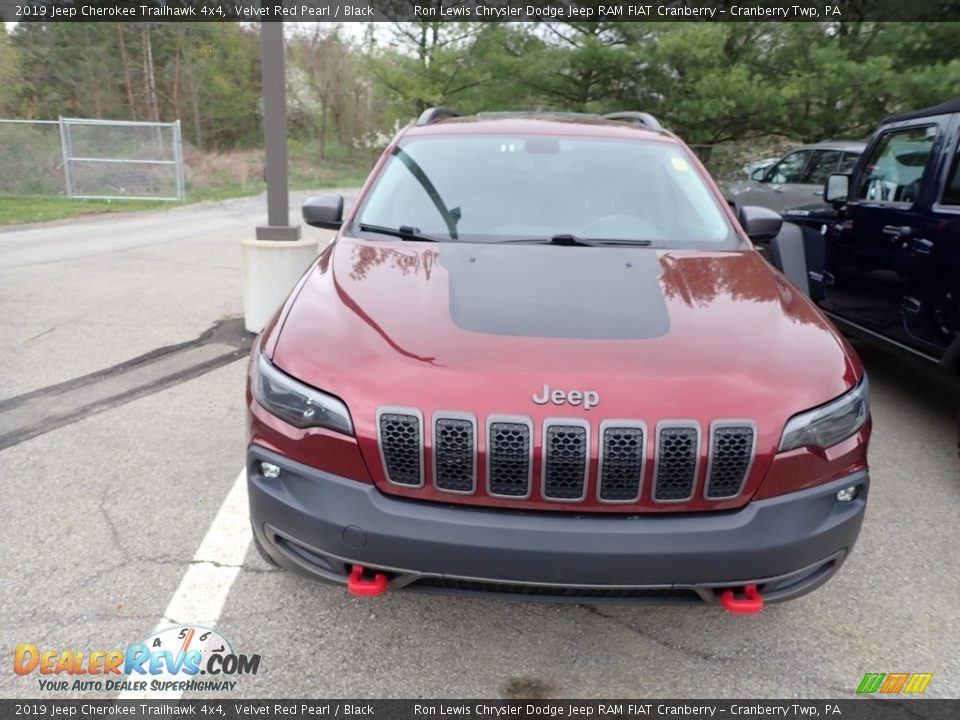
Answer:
532, 384, 600, 410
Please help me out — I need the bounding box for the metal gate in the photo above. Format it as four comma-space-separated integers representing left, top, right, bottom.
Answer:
59, 117, 185, 201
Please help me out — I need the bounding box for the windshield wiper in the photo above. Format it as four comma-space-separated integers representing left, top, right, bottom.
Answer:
503, 234, 653, 247
357, 223, 440, 243
391, 147, 460, 239
595, 238, 653, 247
548, 234, 600, 247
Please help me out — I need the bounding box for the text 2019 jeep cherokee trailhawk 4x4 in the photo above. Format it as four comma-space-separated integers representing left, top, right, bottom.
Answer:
246, 109, 871, 613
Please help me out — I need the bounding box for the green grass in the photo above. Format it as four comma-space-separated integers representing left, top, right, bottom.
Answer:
0, 158, 372, 227
0, 196, 173, 226
291, 157, 372, 192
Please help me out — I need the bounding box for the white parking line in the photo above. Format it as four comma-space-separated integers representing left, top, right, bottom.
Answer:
119, 469, 251, 700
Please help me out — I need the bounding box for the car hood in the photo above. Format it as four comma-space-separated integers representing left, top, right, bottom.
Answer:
723, 179, 761, 197
271, 236, 860, 442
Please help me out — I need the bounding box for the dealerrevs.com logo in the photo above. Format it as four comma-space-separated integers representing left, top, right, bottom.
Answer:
14, 625, 261, 693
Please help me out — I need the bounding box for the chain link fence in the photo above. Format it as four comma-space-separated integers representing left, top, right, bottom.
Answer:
0, 118, 185, 201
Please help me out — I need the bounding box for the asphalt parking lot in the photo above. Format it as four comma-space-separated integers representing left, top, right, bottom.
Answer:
1, 195, 958, 700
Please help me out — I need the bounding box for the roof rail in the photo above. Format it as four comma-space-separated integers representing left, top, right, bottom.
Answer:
603, 112, 664, 131
416, 107, 460, 126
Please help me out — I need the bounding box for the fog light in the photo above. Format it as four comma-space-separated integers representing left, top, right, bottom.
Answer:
836, 486, 858, 502
260, 461, 281, 479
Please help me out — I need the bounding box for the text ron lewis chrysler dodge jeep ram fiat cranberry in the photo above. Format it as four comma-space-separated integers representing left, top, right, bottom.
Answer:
245, 109, 871, 614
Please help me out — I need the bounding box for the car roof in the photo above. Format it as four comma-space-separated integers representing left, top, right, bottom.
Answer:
884, 96, 960, 124
402, 112, 676, 143
797, 140, 868, 153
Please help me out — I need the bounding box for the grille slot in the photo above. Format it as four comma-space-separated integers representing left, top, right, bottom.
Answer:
542, 421, 589, 501
706, 423, 755, 499
598, 422, 645, 502
487, 417, 532, 497
433, 414, 476, 493
377, 408, 423, 487
653, 423, 700, 502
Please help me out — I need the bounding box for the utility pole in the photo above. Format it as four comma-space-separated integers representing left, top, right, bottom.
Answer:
257, 20, 299, 242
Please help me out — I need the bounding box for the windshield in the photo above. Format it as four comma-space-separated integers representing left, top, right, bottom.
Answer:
353, 134, 736, 248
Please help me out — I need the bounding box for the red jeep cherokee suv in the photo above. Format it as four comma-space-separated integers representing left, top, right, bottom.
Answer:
246, 109, 871, 613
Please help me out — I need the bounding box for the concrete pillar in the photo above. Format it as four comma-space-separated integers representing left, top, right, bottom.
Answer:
241, 236, 321, 332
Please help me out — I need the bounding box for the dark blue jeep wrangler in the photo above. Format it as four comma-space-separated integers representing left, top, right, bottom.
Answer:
772, 96, 960, 448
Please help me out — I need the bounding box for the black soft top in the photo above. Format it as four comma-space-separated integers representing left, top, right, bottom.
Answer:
884, 96, 960, 123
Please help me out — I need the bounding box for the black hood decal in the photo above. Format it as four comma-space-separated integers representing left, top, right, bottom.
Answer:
440, 243, 670, 340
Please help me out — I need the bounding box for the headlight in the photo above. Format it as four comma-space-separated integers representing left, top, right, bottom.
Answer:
779, 376, 869, 452
252, 351, 354, 435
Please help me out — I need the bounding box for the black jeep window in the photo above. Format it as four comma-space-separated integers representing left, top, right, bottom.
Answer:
857, 125, 937, 204
942, 142, 960, 206
355, 135, 736, 248
801, 150, 842, 185
765, 150, 811, 184
838, 152, 860, 173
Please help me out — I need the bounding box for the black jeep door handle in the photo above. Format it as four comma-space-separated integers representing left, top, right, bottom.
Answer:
882, 224, 912, 238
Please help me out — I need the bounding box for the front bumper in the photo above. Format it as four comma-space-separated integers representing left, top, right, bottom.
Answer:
248, 445, 868, 604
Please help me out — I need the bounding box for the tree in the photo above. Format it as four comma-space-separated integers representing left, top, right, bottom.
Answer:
366, 20, 491, 121
0, 23, 19, 115
636, 23, 782, 144
287, 26, 373, 159
508, 22, 646, 111
3, 20, 957, 160
768, 24, 898, 141
7, 22, 263, 149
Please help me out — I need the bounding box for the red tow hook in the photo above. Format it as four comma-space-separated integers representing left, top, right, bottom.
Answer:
347, 564, 388, 597
719, 584, 764, 615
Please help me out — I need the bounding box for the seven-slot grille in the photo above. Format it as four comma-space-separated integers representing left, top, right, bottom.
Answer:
377, 410, 755, 504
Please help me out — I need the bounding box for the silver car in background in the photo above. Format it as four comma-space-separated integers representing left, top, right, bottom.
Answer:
726, 140, 865, 212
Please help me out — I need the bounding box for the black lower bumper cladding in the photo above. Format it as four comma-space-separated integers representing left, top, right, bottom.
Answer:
247, 446, 868, 607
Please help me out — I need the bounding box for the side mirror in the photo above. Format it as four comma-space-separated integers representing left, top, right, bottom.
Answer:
824, 174, 850, 204
738, 205, 783, 243
302, 194, 344, 229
